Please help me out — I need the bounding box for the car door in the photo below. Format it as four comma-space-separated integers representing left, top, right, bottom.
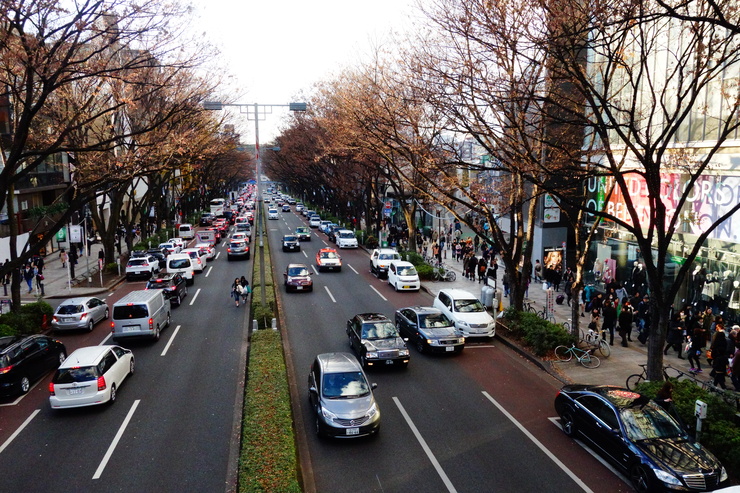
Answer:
308, 361, 320, 410
395, 309, 413, 338
347, 318, 361, 353
19, 338, 47, 381
87, 298, 102, 323
371, 251, 379, 271
574, 395, 628, 468
110, 347, 129, 386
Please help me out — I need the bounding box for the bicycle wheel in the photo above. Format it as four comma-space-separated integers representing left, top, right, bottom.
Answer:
537, 310, 547, 320
554, 346, 572, 362
562, 321, 570, 332
527, 305, 537, 314
625, 374, 645, 391
444, 271, 456, 281
580, 353, 601, 368
598, 340, 611, 358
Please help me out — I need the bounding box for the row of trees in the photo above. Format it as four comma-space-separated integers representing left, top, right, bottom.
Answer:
266, 0, 740, 380
0, 0, 250, 309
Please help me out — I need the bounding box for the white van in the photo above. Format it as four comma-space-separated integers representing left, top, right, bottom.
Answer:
195, 230, 217, 246
388, 260, 421, 291
111, 289, 171, 342
167, 253, 195, 285
178, 223, 195, 240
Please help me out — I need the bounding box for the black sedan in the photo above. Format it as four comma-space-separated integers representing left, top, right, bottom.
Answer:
554, 385, 727, 492
0, 335, 67, 396
346, 313, 410, 369
395, 306, 465, 354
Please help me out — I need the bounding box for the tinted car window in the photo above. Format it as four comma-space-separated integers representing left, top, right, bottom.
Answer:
113, 305, 149, 319
454, 299, 485, 312
54, 366, 99, 383
322, 371, 370, 398
128, 259, 148, 266
99, 352, 117, 373
578, 396, 620, 429
288, 267, 309, 276
361, 322, 399, 339
420, 313, 452, 328
169, 258, 190, 268
620, 402, 684, 440
58, 304, 84, 314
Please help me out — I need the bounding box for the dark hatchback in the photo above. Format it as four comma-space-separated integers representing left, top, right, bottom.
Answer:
554, 384, 727, 492
395, 306, 465, 354
0, 335, 67, 397
282, 234, 300, 252
146, 273, 187, 306
346, 313, 410, 369
284, 263, 313, 292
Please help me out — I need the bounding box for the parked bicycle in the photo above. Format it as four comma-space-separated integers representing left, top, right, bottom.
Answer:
537, 309, 557, 325
625, 364, 678, 390
523, 301, 537, 314
554, 343, 601, 368
432, 265, 456, 282
580, 327, 611, 358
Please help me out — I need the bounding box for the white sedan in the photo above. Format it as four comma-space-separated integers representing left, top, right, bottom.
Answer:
195, 243, 216, 260
49, 345, 134, 409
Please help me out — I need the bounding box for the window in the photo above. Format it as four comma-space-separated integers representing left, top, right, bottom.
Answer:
58, 304, 84, 315
54, 366, 98, 383
113, 305, 149, 319
578, 396, 620, 430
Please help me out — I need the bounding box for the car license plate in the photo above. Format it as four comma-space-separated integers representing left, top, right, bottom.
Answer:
296, 286, 303, 290
385, 360, 394, 365
68, 388, 84, 395
346, 428, 359, 435
402, 286, 411, 289
63, 317, 73, 322
123, 325, 138, 333
446, 346, 455, 352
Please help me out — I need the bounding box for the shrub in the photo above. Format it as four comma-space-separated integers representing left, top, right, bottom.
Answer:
0, 323, 16, 336
503, 311, 575, 356
105, 262, 119, 274
402, 251, 425, 266
365, 235, 379, 249
415, 263, 434, 280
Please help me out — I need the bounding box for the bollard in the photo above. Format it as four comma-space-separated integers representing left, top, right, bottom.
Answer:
271, 318, 277, 330
252, 320, 258, 332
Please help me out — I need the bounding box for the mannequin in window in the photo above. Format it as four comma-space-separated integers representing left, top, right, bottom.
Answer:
632, 262, 647, 295
690, 265, 707, 306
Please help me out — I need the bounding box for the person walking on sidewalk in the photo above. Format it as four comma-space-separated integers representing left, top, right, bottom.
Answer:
709, 323, 729, 389
239, 276, 250, 305
602, 300, 617, 346
533, 260, 542, 283
231, 278, 243, 307
502, 270, 510, 297
477, 256, 487, 283
2, 259, 9, 296
664, 312, 685, 358
687, 325, 705, 373
22, 264, 34, 293
59, 249, 68, 268
617, 300, 634, 347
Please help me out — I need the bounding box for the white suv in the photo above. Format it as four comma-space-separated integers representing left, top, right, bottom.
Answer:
126, 255, 159, 281
336, 230, 358, 249
370, 248, 401, 279
433, 289, 495, 338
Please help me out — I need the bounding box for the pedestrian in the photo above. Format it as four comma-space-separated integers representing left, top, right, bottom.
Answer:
502, 270, 510, 297
477, 256, 487, 283
240, 276, 250, 305
617, 300, 633, 347
709, 323, 729, 389
2, 259, 9, 296
467, 255, 478, 281
231, 278, 243, 307
491, 257, 498, 280
664, 312, 685, 358
22, 264, 34, 293
455, 242, 462, 262
35, 267, 45, 296
731, 347, 740, 390
602, 300, 617, 346
68, 248, 77, 279
59, 248, 68, 268
687, 326, 704, 373
534, 260, 542, 283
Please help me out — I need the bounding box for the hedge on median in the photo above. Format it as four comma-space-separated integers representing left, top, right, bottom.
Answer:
0, 300, 54, 335
502, 309, 575, 356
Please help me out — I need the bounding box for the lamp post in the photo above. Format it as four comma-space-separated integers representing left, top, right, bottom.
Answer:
203, 101, 306, 308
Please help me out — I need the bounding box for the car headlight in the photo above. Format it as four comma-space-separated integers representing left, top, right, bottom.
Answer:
457, 320, 470, 327
366, 351, 378, 359
459, 337, 466, 344
319, 405, 338, 421
651, 468, 681, 486
366, 402, 378, 418
720, 467, 728, 482
399, 349, 409, 356
426, 339, 434, 345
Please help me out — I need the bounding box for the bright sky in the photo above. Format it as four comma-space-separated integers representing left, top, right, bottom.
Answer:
192, 0, 420, 143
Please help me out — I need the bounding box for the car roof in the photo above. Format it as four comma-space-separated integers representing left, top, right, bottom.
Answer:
287, 263, 309, 268
354, 312, 391, 323
374, 248, 397, 254
390, 260, 413, 267
318, 247, 337, 253
60, 345, 114, 368
562, 384, 649, 409
58, 297, 98, 305
439, 288, 479, 300
401, 306, 442, 315
315, 352, 363, 373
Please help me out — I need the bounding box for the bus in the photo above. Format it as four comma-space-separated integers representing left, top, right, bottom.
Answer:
210, 198, 226, 217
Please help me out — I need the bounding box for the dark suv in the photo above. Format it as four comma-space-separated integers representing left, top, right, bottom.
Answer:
146, 273, 188, 306
346, 313, 410, 369
0, 335, 67, 396
282, 234, 300, 252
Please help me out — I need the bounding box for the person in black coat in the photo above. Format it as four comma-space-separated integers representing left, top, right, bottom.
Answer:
664, 312, 685, 358
602, 300, 617, 346
710, 324, 729, 389
618, 300, 634, 347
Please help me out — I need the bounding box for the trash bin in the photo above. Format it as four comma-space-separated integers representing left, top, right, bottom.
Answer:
481, 285, 494, 309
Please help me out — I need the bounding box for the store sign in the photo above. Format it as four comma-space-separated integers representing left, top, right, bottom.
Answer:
543, 208, 561, 223
56, 228, 66, 241
586, 173, 740, 242
69, 225, 82, 243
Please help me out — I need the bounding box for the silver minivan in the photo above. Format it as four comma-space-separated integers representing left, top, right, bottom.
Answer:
111, 290, 171, 342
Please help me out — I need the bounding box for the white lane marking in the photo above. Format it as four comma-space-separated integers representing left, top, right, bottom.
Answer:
161, 325, 182, 356
0, 409, 39, 452
322, 240, 328, 246
205, 266, 213, 277
548, 417, 630, 487
302, 251, 308, 258
311, 265, 319, 275
348, 264, 358, 274
393, 397, 457, 492
93, 400, 140, 480
215, 252, 221, 260
483, 392, 592, 492
369, 285, 387, 301
324, 286, 336, 303
106, 293, 114, 298
100, 333, 113, 345
189, 288, 201, 305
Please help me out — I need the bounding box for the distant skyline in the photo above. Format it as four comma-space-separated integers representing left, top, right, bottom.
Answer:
192, 0, 419, 143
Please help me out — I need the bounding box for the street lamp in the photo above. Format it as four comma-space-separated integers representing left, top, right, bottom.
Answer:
203, 100, 307, 308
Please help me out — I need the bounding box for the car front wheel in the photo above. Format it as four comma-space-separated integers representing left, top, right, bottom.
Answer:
561, 410, 577, 437
629, 464, 654, 493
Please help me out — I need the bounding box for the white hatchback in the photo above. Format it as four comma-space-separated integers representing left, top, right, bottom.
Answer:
49, 345, 134, 409
268, 208, 279, 219
387, 261, 420, 291
336, 230, 358, 248
181, 248, 207, 272
433, 289, 495, 338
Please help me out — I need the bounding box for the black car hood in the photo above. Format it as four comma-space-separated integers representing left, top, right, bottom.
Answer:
364, 337, 405, 351
637, 437, 722, 475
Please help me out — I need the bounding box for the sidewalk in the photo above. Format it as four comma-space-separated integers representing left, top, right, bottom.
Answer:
2, 241, 130, 303
417, 229, 709, 389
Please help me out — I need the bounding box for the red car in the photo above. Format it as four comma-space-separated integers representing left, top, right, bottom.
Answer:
315, 248, 342, 272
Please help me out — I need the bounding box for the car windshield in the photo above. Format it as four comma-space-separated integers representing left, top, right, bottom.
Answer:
620, 402, 686, 441
288, 267, 309, 276
361, 321, 399, 339
454, 298, 485, 312
397, 266, 417, 276
419, 313, 452, 328
57, 304, 84, 315
339, 232, 354, 238
320, 251, 338, 259
54, 366, 99, 384
128, 259, 147, 266
283, 236, 297, 241
296, 228, 309, 233
322, 371, 370, 399
379, 253, 398, 260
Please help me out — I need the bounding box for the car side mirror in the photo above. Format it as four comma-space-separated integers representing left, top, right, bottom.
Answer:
309, 386, 317, 394
371, 383, 378, 390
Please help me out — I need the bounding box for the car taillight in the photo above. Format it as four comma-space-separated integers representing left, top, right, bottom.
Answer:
49, 382, 55, 395
52, 316, 59, 322
0, 365, 14, 374
80, 312, 88, 319
97, 376, 107, 391
227, 248, 232, 253
149, 318, 154, 330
